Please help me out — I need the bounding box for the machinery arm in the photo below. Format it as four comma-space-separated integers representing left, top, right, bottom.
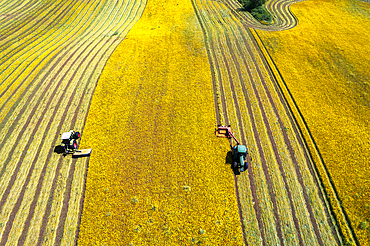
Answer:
215, 125, 241, 145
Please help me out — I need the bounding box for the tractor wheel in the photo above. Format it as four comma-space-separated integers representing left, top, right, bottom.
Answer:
72, 140, 78, 149
74, 131, 81, 139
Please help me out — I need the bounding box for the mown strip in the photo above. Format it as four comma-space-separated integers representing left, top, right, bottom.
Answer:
0, 0, 146, 244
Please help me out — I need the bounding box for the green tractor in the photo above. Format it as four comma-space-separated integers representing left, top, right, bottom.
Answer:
232, 144, 248, 172
215, 125, 248, 172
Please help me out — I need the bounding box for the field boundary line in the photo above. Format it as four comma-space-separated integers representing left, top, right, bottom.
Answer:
250, 28, 359, 246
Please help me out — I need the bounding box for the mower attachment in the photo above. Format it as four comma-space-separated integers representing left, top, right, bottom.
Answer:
215, 125, 240, 145
215, 125, 231, 138
216, 125, 248, 172
72, 148, 92, 158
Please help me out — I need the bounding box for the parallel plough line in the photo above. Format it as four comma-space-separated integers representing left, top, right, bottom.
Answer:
0, 0, 146, 244
192, 0, 342, 245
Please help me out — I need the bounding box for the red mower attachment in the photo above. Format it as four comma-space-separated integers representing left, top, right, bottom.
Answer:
215, 125, 240, 145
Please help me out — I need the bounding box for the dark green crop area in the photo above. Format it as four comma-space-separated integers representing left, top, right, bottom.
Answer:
238, 0, 272, 24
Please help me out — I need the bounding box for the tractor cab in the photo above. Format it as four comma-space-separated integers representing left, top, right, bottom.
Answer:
233, 145, 248, 172
61, 130, 80, 153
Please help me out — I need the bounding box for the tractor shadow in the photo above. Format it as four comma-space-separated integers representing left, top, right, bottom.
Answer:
54, 145, 65, 154
225, 151, 241, 175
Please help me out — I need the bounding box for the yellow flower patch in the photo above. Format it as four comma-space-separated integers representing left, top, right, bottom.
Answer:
77, 0, 243, 244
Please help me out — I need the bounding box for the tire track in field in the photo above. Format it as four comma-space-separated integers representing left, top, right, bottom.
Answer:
192, 0, 342, 245
0, 0, 147, 244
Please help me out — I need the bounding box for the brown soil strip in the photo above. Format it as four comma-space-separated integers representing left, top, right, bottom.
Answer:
34, 157, 64, 246
0, 38, 89, 240
1, 0, 139, 242
224, 25, 304, 245
0, 0, 79, 76
0, 0, 105, 120
0, 1, 45, 34
203, 2, 286, 244
0, 0, 106, 143
222, 0, 299, 31
0, 0, 142, 243
0, 2, 34, 24
55, 36, 116, 245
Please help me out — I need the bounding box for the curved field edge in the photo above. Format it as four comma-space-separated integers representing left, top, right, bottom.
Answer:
250, 29, 357, 246
76, 0, 244, 244
252, 0, 370, 244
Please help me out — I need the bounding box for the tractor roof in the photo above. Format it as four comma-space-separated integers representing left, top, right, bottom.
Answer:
61, 131, 72, 140
237, 145, 247, 154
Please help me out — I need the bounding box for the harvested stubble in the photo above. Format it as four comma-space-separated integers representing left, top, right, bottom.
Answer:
77, 0, 244, 244
256, 0, 370, 244
0, 0, 145, 244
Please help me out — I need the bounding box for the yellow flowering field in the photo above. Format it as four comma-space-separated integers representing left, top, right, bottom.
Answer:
256, 0, 370, 244
77, 0, 243, 244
